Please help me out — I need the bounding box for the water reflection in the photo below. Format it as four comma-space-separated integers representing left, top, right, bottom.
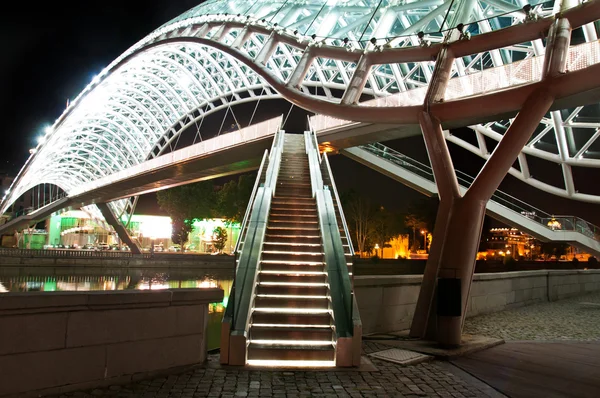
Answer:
0, 268, 233, 350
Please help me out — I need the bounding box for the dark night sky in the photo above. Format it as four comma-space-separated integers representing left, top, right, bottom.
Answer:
1, 0, 599, 226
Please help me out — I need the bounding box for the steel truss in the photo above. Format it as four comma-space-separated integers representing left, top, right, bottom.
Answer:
3, 0, 600, 222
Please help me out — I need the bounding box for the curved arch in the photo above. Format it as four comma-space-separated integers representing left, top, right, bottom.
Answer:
3, 0, 600, 216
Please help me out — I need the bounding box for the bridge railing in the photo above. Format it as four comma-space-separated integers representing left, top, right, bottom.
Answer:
310, 39, 600, 133
0, 248, 240, 260
0, 248, 145, 258
10, 192, 69, 218
69, 117, 282, 197
360, 142, 600, 242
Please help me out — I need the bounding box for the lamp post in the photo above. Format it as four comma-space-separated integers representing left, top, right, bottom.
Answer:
420, 229, 427, 253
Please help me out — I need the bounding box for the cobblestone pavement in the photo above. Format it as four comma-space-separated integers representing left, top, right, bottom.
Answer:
59, 342, 490, 398
464, 291, 600, 341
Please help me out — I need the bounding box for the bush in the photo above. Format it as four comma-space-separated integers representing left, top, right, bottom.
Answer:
503, 255, 517, 271
572, 257, 579, 269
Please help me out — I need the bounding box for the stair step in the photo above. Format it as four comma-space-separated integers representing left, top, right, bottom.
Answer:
262, 243, 322, 253
269, 207, 317, 213
272, 196, 314, 202
254, 294, 330, 309
267, 227, 320, 236
263, 241, 320, 247
268, 219, 318, 226
261, 259, 324, 266
256, 284, 328, 296
278, 175, 310, 180
259, 273, 327, 284
277, 181, 311, 187
264, 235, 321, 245
275, 193, 313, 198
247, 343, 335, 362
251, 310, 332, 326
270, 213, 317, 219
270, 202, 315, 209
260, 262, 325, 272
262, 254, 324, 264
250, 325, 333, 341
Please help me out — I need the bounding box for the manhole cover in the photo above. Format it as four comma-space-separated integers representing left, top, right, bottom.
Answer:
368, 348, 432, 366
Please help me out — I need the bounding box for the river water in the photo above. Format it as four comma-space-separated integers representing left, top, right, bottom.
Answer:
0, 267, 233, 350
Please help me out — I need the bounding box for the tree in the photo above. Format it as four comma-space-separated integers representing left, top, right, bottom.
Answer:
404, 214, 426, 252
541, 242, 569, 260
213, 226, 228, 253
343, 191, 403, 257
216, 174, 255, 224
371, 206, 402, 257
156, 181, 216, 245
343, 191, 377, 256
403, 197, 438, 252
171, 219, 193, 246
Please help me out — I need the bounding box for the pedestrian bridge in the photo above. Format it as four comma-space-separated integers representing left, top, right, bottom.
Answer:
2, 0, 600, 352
343, 143, 600, 257
3, 0, 600, 225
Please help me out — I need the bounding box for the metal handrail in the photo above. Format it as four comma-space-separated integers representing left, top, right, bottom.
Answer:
360, 142, 600, 241
234, 149, 269, 254
229, 128, 286, 336
305, 121, 355, 255
264, 131, 285, 195
305, 131, 324, 197
322, 153, 355, 257
305, 130, 356, 338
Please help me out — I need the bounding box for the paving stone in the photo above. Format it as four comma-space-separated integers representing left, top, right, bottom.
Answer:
47, 339, 501, 398
465, 291, 600, 341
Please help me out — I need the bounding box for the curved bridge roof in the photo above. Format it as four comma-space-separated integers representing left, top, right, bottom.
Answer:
3, 0, 600, 217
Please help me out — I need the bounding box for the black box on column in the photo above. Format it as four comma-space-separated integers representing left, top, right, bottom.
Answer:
437, 278, 461, 317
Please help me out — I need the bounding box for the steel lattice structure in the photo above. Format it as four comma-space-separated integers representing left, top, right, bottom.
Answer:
3, 0, 600, 222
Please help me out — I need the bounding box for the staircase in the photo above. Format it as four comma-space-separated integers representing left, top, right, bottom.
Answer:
246, 133, 336, 367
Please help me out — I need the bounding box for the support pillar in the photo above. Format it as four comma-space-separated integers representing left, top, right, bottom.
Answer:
411, 11, 568, 343
410, 112, 461, 338
96, 202, 142, 255
416, 89, 555, 346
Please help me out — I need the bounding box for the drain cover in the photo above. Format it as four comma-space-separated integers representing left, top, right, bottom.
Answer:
368, 348, 432, 366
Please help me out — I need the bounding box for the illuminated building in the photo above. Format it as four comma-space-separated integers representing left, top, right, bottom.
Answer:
45, 210, 240, 253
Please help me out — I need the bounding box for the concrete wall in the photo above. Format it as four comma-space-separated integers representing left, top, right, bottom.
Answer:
355, 270, 600, 334
0, 288, 223, 398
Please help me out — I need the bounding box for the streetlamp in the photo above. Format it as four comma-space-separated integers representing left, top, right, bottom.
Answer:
420, 229, 427, 253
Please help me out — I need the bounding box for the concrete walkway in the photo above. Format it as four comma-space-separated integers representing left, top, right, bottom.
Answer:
56, 292, 600, 398
464, 291, 600, 342
55, 342, 493, 398
454, 291, 600, 398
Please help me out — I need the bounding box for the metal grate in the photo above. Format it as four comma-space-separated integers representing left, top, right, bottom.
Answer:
368, 348, 432, 366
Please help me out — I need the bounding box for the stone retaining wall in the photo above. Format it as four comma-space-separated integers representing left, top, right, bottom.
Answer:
354, 269, 600, 334
0, 288, 223, 397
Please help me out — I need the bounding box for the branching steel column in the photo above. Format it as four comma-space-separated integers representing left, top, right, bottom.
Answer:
414, 14, 569, 344
412, 8, 572, 343
411, 43, 461, 339
96, 202, 142, 255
